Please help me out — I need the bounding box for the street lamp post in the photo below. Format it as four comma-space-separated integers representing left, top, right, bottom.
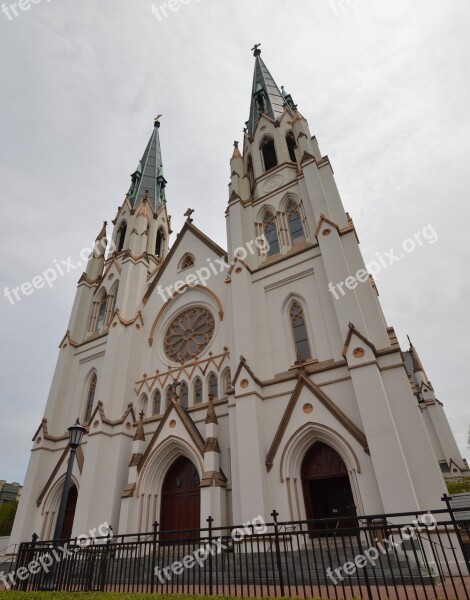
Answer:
40, 419, 86, 590
53, 419, 86, 541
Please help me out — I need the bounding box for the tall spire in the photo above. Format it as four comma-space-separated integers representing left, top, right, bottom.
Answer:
247, 46, 286, 135
126, 117, 167, 213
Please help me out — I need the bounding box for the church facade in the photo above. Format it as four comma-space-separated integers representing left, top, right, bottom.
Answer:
10, 50, 468, 544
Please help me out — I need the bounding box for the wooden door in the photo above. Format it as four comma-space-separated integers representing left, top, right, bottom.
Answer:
160, 456, 200, 540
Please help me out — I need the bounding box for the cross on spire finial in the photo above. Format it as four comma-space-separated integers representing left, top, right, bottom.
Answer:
184, 208, 195, 223
251, 43, 261, 56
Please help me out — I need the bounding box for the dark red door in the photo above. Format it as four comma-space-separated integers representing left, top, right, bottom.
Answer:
160, 456, 200, 540
60, 485, 78, 540
301, 442, 354, 532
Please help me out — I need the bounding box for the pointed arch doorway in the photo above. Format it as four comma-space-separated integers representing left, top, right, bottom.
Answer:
60, 485, 78, 540
301, 442, 355, 531
160, 456, 200, 540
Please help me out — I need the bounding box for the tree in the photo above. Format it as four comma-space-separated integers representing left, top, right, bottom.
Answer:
0, 501, 17, 536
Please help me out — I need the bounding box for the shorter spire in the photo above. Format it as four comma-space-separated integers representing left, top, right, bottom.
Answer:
96, 221, 107, 242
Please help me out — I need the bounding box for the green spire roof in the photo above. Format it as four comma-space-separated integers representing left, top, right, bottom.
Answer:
247, 51, 285, 135
126, 120, 166, 212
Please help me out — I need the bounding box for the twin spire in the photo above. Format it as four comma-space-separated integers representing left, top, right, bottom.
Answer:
126, 117, 167, 213
247, 45, 296, 135
126, 47, 296, 206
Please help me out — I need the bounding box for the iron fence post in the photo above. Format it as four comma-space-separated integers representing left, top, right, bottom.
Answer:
151, 521, 159, 594
207, 516, 214, 595
98, 525, 112, 592
442, 493, 470, 575
271, 509, 285, 597
350, 504, 374, 600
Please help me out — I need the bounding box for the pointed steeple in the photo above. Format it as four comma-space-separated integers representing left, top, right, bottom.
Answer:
247, 47, 286, 135
126, 117, 167, 213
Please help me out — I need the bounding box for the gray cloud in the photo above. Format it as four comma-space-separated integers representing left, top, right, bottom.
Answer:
0, 0, 469, 483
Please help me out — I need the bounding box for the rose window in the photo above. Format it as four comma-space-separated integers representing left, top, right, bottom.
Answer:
164, 307, 215, 362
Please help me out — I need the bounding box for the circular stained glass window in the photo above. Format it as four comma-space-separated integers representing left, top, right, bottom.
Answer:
164, 306, 215, 363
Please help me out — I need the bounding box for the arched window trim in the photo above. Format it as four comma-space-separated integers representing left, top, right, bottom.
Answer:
84, 372, 97, 423
222, 368, 232, 396
246, 155, 255, 190
153, 390, 161, 416
262, 210, 280, 257
286, 131, 297, 163
194, 378, 203, 404
90, 289, 108, 333
165, 386, 174, 410
178, 253, 195, 271
139, 393, 149, 418
107, 282, 119, 326
155, 228, 165, 258
286, 198, 305, 246
289, 300, 312, 362
179, 382, 189, 409
208, 373, 218, 400
260, 136, 278, 172
116, 221, 127, 253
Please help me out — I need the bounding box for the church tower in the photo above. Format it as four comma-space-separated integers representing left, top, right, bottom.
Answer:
225, 47, 455, 523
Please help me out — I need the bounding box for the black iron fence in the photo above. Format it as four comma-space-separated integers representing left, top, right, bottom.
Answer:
10, 497, 470, 599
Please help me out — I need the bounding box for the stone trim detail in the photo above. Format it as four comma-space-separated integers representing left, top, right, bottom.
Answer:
265, 374, 368, 472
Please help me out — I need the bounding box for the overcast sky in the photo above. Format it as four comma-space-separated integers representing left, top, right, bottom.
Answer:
0, 0, 469, 484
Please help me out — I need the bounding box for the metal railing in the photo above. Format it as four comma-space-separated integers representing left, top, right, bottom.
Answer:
11, 500, 470, 599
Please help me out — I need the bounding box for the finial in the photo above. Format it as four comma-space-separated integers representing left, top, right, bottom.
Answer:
251, 43, 261, 56
154, 114, 162, 128
184, 208, 195, 223
233, 141, 239, 149
134, 411, 146, 441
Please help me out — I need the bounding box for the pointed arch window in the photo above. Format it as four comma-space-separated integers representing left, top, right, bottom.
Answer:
289, 301, 312, 361
223, 369, 232, 395
166, 386, 174, 409
107, 283, 119, 325
84, 373, 97, 423
153, 390, 161, 416
95, 295, 107, 332
263, 211, 280, 256
117, 222, 127, 253
247, 155, 255, 190
194, 378, 203, 404
286, 199, 305, 244
156, 229, 165, 258
208, 373, 218, 400
286, 131, 297, 163
179, 253, 195, 271
260, 137, 278, 171
179, 382, 189, 409
139, 394, 148, 418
